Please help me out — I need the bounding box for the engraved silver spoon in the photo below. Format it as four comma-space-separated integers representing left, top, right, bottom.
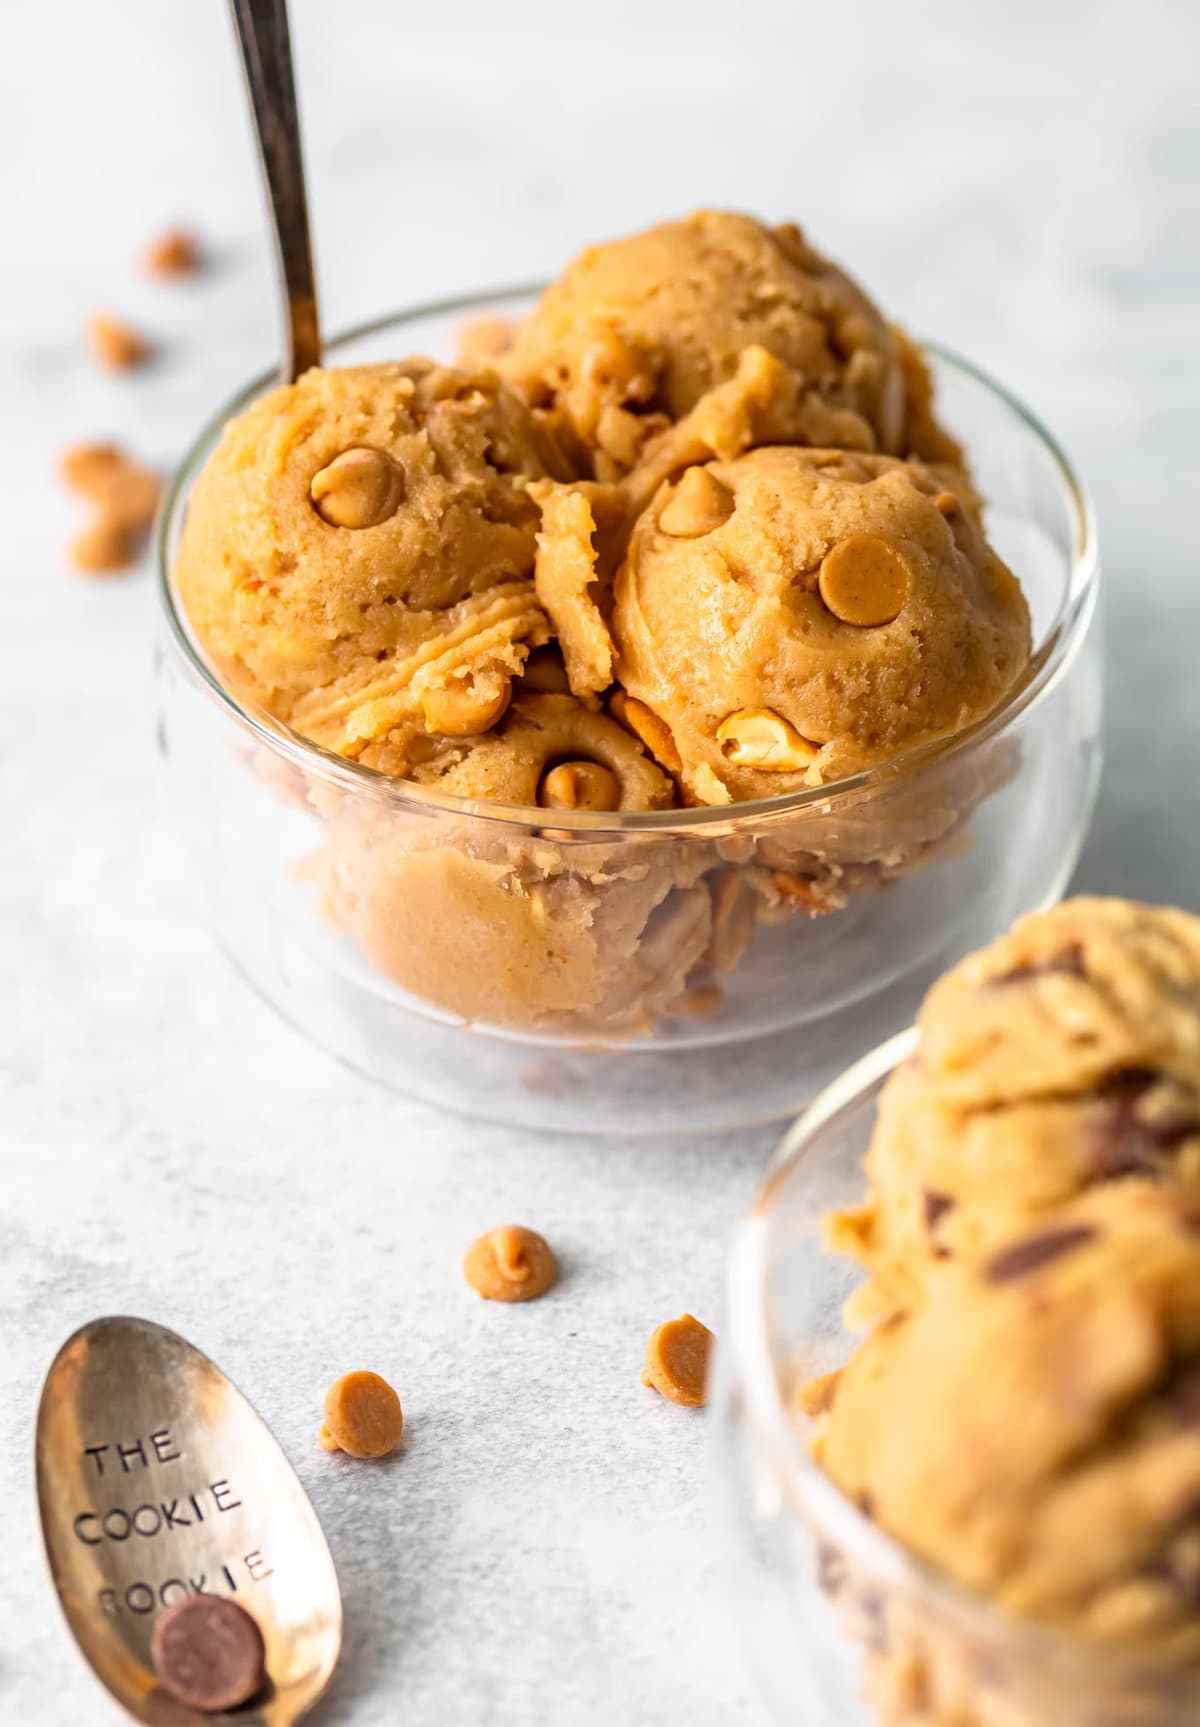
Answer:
229, 0, 321, 381
37, 1316, 342, 1725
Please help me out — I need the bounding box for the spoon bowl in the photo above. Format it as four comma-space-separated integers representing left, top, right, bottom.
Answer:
37, 1317, 342, 1725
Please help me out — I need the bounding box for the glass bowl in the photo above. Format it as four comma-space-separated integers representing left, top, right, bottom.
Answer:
155, 289, 1102, 1135
713, 1035, 1200, 1725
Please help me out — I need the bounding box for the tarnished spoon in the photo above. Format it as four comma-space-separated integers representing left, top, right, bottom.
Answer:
36, 1316, 341, 1725
229, 0, 321, 381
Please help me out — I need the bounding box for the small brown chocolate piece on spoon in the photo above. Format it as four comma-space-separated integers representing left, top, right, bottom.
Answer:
151, 1594, 266, 1713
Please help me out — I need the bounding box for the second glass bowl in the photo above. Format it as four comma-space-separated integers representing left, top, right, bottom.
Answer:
156, 290, 1102, 1134
714, 1035, 1200, 1726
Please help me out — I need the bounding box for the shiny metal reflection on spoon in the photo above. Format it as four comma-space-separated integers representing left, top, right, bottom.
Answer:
36, 1316, 342, 1725
229, 0, 322, 382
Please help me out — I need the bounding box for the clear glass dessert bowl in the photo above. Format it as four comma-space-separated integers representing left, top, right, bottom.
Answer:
155, 289, 1102, 1134
713, 1036, 1200, 1726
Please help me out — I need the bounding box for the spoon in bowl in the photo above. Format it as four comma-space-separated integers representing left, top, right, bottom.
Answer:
229, 0, 322, 382
36, 1316, 342, 1724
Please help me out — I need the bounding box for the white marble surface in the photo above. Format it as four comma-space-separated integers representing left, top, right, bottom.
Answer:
3, 2, 1199, 1721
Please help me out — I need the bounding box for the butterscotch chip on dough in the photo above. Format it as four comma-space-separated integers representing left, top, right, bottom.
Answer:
641, 1313, 714, 1407
463, 1225, 559, 1302
319, 1370, 403, 1459
85, 312, 152, 372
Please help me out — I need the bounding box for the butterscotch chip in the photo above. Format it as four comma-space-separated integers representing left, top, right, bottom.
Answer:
610, 690, 683, 775
85, 313, 151, 372
641, 1313, 714, 1407
419, 673, 512, 738
310, 447, 405, 529
817, 533, 911, 627
320, 1370, 403, 1459
716, 707, 818, 771
143, 227, 203, 277
151, 1595, 265, 1713
666, 982, 724, 1016
463, 1225, 558, 1302
60, 441, 161, 574
538, 759, 621, 812
70, 521, 141, 572
658, 467, 735, 538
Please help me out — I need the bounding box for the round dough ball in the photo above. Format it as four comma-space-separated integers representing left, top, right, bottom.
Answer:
504, 209, 909, 467
833, 897, 1200, 1318
175, 359, 573, 767
315, 697, 715, 1035
818, 1182, 1200, 1661
612, 446, 1031, 800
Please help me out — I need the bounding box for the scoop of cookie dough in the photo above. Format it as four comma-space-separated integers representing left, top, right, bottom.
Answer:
315, 696, 721, 1033
610, 445, 1030, 799
818, 1182, 1200, 1662
832, 898, 1200, 1317
503, 210, 920, 477
175, 359, 574, 769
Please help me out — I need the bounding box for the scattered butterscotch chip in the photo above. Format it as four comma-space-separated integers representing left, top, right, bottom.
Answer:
319, 1370, 404, 1459
817, 534, 911, 628
85, 312, 151, 372
463, 1225, 559, 1302
144, 226, 203, 277
641, 1313, 714, 1407
151, 1594, 266, 1713
60, 442, 161, 574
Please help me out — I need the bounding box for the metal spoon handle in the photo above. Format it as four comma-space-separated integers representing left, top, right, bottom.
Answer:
230, 0, 321, 381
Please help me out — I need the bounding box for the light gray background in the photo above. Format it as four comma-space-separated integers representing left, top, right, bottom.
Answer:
2, 2, 1198, 1722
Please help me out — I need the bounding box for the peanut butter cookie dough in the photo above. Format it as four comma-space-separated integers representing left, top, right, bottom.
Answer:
611, 446, 1029, 799
502, 210, 927, 477
174, 209, 1036, 1038
175, 358, 574, 770
817, 1182, 1200, 1664
832, 898, 1200, 1318
312, 691, 717, 1033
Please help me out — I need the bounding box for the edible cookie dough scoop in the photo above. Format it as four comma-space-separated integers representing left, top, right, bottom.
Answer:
37, 1317, 341, 1724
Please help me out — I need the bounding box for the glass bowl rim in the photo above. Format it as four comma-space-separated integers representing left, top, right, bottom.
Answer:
156, 284, 1100, 838
723, 1029, 1200, 1689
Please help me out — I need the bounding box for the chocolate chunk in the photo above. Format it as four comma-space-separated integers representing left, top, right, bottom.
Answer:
151, 1595, 266, 1713
983, 1223, 1097, 1284
1165, 1365, 1200, 1428
923, 1189, 955, 1231
1148, 1526, 1200, 1606
1092, 1068, 1198, 1180
855, 1488, 877, 1520
990, 944, 1086, 986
